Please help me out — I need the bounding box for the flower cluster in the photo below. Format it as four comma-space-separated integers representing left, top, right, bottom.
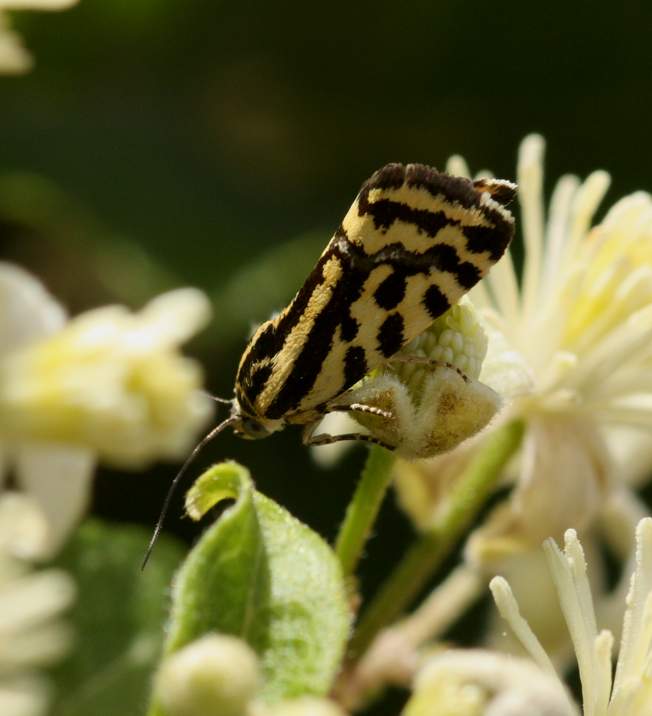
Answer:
0, 262, 214, 551
397, 135, 652, 550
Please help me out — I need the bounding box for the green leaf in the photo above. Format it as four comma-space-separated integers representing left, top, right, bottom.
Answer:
160, 461, 350, 705
49, 520, 184, 716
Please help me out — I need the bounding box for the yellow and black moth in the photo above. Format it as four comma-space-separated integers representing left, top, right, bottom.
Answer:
143, 162, 516, 564
231, 162, 515, 445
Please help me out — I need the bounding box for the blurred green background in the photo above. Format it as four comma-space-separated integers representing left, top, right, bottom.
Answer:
1, 1, 651, 711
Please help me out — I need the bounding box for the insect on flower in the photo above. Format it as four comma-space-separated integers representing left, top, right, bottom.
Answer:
143, 163, 516, 565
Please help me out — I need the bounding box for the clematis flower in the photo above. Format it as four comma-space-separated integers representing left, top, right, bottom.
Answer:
404, 649, 576, 716
489, 518, 652, 716
0, 492, 75, 716
0, 0, 77, 74
0, 262, 213, 553
396, 134, 652, 550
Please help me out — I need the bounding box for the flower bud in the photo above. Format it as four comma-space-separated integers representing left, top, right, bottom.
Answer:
348, 298, 500, 459
155, 634, 260, 716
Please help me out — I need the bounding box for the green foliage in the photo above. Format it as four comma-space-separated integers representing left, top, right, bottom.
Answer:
159, 461, 351, 705
49, 520, 184, 716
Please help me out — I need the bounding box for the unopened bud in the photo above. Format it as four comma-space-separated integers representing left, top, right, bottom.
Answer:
155, 634, 260, 716
346, 299, 500, 459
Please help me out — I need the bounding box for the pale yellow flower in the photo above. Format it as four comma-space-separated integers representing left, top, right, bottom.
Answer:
470, 134, 652, 545
397, 135, 652, 550
490, 518, 652, 716
0, 0, 77, 74
0, 492, 75, 716
0, 262, 213, 552
404, 649, 576, 716
0, 286, 213, 466
0, 263, 93, 554
388, 136, 652, 672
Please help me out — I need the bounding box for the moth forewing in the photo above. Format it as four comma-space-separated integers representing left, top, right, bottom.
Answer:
233, 162, 515, 438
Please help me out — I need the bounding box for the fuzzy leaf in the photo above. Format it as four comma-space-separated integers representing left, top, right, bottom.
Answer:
161, 461, 350, 704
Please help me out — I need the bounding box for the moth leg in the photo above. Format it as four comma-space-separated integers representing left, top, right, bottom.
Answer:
327, 402, 393, 420
302, 425, 394, 451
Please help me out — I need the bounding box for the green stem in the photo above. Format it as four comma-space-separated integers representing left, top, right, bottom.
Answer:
335, 445, 396, 577
350, 419, 525, 658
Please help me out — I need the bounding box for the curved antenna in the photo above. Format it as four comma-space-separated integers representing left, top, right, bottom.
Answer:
204, 392, 234, 406
141, 414, 239, 570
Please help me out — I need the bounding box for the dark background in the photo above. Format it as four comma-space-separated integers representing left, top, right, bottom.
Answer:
2, 1, 651, 711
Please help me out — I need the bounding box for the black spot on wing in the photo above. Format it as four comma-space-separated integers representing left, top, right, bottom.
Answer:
374, 271, 407, 309
464, 220, 514, 262
423, 284, 450, 319
344, 346, 367, 387
340, 314, 360, 342
430, 244, 481, 289
377, 313, 405, 358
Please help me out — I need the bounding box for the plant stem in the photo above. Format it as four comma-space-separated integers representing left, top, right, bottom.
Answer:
349, 419, 525, 658
335, 445, 396, 577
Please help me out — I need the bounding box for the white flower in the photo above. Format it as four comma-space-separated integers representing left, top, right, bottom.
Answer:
490, 517, 652, 716
388, 136, 652, 672
397, 135, 652, 550
469, 134, 652, 544
0, 0, 77, 74
0, 263, 93, 554
404, 649, 576, 716
0, 492, 75, 716
0, 262, 213, 552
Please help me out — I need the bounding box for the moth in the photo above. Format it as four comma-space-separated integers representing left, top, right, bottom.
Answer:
231, 163, 515, 444
143, 162, 516, 564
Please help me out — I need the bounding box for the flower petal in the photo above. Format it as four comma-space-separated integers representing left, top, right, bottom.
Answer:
14, 444, 95, 555
0, 263, 65, 355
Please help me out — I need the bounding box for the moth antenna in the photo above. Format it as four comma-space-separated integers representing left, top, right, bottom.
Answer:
141, 414, 239, 570
203, 391, 233, 405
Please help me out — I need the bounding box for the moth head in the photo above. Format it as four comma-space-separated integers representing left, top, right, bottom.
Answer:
232, 415, 273, 440
231, 402, 283, 440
